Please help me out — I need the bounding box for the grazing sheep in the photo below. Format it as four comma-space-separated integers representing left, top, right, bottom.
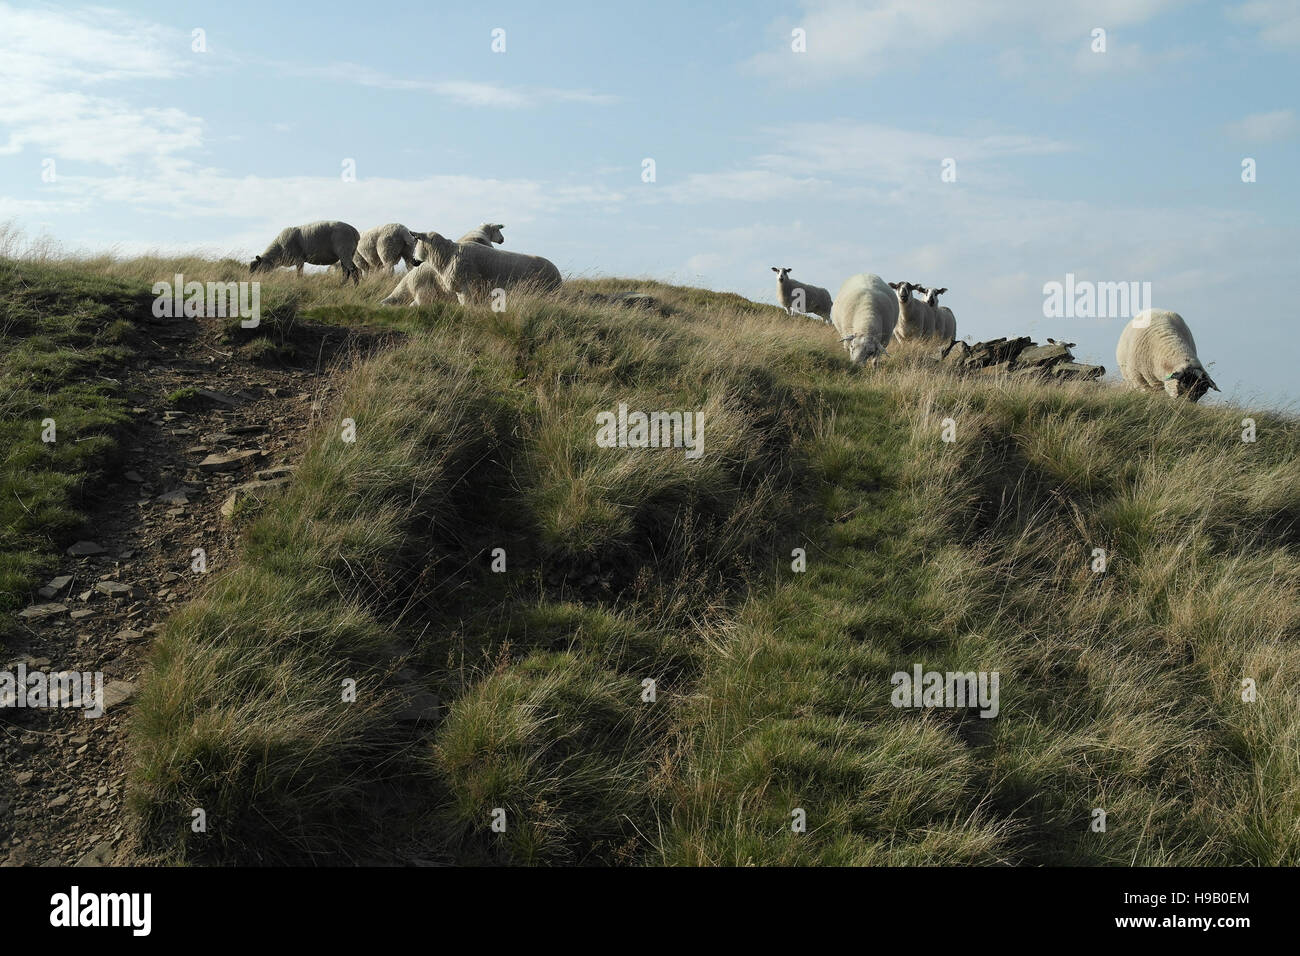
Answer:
355, 223, 422, 274
1116, 309, 1219, 401
920, 286, 957, 341
382, 232, 561, 306
888, 281, 937, 341
458, 223, 506, 247
771, 266, 833, 318
379, 261, 451, 306
831, 273, 899, 364
250, 220, 361, 283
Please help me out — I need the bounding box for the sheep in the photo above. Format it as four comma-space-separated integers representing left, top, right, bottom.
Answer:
888, 280, 937, 341
382, 232, 561, 307
919, 286, 957, 341
250, 220, 361, 284
1116, 309, 1219, 401
458, 223, 506, 247
408, 224, 502, 265
771, 266, 833, 319
354, 223, 422, 274
831, 273, 898, 364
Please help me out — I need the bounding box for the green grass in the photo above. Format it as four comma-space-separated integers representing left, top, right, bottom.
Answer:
6, 247, 1296, 865
0, 257, 148, 622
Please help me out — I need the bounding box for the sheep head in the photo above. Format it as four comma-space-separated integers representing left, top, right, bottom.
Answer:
772, 267, 792, 280
846, 334, 882, 365
888, 280, 914, 303
412, 231, 456, 268
920, 286, 947, 307
249, 255, 269, 275
1165, 363, 1220, 402
487, 223, 505, 245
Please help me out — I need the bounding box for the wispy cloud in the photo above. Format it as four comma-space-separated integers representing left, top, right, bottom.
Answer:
284, 61, 618, 108
0, 4, 202, 165
753, 121, 1072, 182
1224, 108, 1298, 142
744, 0, 1190, 81
1228, 0, 1300, 48
656, 169, 831, 204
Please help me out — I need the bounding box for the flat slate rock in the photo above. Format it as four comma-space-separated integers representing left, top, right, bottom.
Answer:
102, 681, 137, 710
198, 449, 264, 472
66, 541, 105, 557
18, 603, 67, 620
37, 575, 74, 600
74, 842, 117, 867
1016, 343, 1072, 367
93, 581, 135, 600
220, 478, 289, 518
196, 388, 243, 407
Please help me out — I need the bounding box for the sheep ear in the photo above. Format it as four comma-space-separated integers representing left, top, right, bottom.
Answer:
772, 267, 779, 272
938, 288, 948, 294
888, 282, 899, 289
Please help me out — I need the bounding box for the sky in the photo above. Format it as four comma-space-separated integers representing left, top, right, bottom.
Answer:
1, 0, 1297, 407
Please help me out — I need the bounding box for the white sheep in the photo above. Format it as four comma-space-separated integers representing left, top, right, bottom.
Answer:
1116, 309, 1219, 401
458, 223, 506, 247
831, 273, 898, 364
354, 223, 422, 274
382, 232, 561, 306
919, 286, 957, 341
889, 280, 938, 341
250, 220, 361, 283
409, 225, 502, 265
771, 266, 833, 319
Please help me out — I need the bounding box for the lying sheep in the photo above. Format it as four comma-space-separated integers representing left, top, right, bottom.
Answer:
1116, 309, 1219, 401
920, 286, 957, 341
458, 223, 506, 247
355, 223, 422, 274
382, 232, 561, 306
888, 281, 936, 341
250, 220, 361, 284
772, 266, 833, 319
831, 273, 898, 364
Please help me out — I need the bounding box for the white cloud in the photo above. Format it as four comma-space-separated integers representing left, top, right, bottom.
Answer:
0, 4, 203, 166
1224, 108, 1299, 142
1228, 1, 1300, 47
753, 121, 1071, 185
745, 0, 1189, 80
657, 169, 831, 204
284, 61, 618, 108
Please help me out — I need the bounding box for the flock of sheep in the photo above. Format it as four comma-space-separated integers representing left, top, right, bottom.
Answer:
247, 221, 1220, 402
774, 264, 1219, 401
248, 219, 561, 307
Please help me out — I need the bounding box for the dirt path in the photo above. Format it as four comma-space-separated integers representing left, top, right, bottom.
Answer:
1, 310, 399, 866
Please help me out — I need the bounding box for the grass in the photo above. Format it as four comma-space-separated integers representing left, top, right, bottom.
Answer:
0, 256, 148, 624
4, 239, 1296, 865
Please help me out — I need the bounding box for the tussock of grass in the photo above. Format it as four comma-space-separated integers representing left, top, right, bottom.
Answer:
127, 278, 827, 863
0, 257, 147, 619
130, 324, 522, 862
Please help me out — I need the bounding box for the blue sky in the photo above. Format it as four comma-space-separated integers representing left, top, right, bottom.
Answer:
1, 0, 1297, 406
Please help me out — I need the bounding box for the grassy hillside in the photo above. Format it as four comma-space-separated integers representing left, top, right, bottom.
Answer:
4, 253, 1297, 864
0, 257, 147, 619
